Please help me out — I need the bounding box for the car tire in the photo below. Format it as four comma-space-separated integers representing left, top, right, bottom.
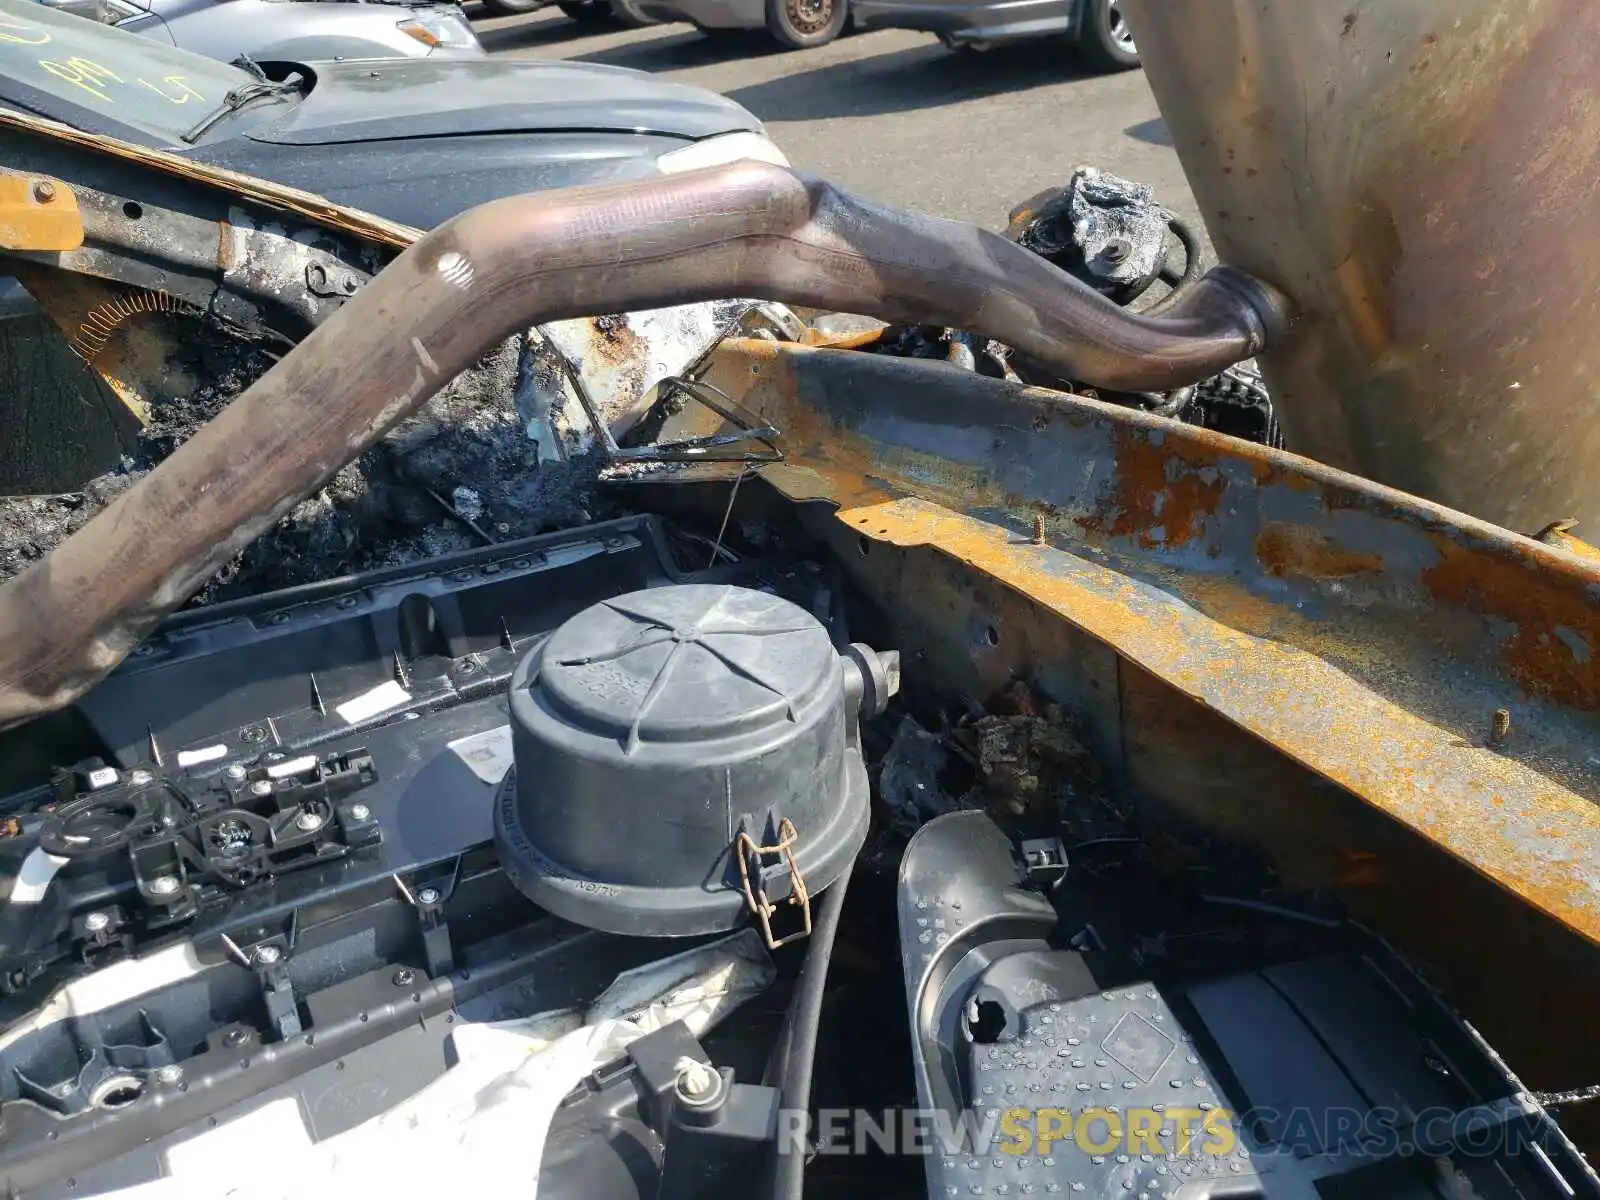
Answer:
609, 0, 660, 25
558, 0, 614, 21
764, 0, 847, 49
1077, 0, 1139, 70
478, 0, 543, 15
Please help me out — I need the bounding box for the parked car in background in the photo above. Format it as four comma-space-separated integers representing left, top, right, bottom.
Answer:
851, 0, 1138, 67
475, 0, 615, 25
0, 0, 787, 229
631, 0, 845, 48
35, 0, 485, 63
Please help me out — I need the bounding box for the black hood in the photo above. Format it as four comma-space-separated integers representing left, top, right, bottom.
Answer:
247, 57, 762, 147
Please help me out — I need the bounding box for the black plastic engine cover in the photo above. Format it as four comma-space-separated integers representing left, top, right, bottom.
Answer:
495, 583, 872, 937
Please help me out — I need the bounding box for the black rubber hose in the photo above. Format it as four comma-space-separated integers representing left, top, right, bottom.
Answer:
770, 858, 855, 1200
1158, 215, 1204, 290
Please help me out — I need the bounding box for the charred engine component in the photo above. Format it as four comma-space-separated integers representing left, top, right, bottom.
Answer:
495, 583, 892, 939
870, 166, 1281, 440
1005, 167, 1199, 306
0, 161, 1287, 735
898, 812, 1600, 1200
1123, 0, 1600, 535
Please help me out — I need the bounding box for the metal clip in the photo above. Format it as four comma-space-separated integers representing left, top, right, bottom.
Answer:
734, 817, 812, 950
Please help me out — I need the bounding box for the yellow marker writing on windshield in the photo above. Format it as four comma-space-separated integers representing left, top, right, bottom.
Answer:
0, 17, 49, 45
138, 75, 204, 104
40, 56, 122, 103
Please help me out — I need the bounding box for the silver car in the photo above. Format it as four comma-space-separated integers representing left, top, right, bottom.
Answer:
37, 0, 484, 64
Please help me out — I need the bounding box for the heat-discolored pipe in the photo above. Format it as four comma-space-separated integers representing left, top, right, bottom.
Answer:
0, 161, 1286, 730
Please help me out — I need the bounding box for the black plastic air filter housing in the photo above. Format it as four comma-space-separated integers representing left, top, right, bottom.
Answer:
493, 584, 892, 937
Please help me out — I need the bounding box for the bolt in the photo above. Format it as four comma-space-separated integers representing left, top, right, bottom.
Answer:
337, 595, 359, 609
32, 179, 55, 202
128, 769, 153, 787
449, 569, 474, 583
416, 886, 441, 906
1032, 514, 1047, 545
240, 725, 268, 744
673, 1056, 721, 1104
253, 945, 282, 966
295, 810, 323, 832
148, 876, 180, 897
155, 1064, 183, 1084
1490, 707, 1512, 744
225, 764, 248, 783
496, 523, 512, 536
250, 780, 273, 797
224, 1029, 250, 1047
84, 911, 111, 933
393, 968, 416, 987
349, 803, 371, 821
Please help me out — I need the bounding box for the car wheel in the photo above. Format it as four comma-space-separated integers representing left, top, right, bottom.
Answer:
557, 0, 614, 21
609, 0, 660, 25
1077, 0, 1139, 70
478, 0, 543, 15
765, 0, 847, 49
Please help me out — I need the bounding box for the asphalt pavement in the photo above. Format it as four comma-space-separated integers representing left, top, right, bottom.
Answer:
469, 6, 1205, 240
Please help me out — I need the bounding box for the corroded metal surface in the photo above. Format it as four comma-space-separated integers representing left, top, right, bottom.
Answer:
1122, 0, 1600, 536
681, 340, 1600, 944
0, 171, 81, 251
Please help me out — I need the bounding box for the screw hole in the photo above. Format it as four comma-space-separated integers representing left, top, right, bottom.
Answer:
122, 201, 143, 220
857, 536, 871, 557
967, 998, 1008, 1045
982, 625, 1000, 647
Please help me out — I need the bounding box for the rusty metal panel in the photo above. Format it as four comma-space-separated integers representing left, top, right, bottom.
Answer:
680, 340, 1600, 946
0, 172, 81, 252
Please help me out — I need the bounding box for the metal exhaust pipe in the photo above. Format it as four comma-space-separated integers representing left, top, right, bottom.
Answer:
1122, 0, 1600, 536
0, 162, 1283, 729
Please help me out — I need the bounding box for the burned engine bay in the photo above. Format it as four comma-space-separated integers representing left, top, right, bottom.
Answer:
2, 117, 1600, 1200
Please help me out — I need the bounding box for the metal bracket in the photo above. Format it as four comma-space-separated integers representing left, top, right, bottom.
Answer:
734, 817, 812, 950
394, 866, 457, 978
558, 343, 784, 465
221, 931, 301, 1039
304, 261, 365, 299
0, 173, 83, 252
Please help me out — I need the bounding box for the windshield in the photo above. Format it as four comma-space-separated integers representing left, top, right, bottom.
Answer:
0, 0, 254, 143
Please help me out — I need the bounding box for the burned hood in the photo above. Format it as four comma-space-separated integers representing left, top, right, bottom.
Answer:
245, 57, 762, 147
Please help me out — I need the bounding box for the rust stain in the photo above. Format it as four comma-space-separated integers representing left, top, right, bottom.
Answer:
1255, 522, 1385, 580
1076, 424, 1226, 549
1423, 535, 1600, 710
836, 496, 1600, 944
586, 314, 645, 367
216, 218, 237, 271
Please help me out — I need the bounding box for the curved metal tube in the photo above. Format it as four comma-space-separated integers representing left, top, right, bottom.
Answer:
0, 161, 1285, 729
